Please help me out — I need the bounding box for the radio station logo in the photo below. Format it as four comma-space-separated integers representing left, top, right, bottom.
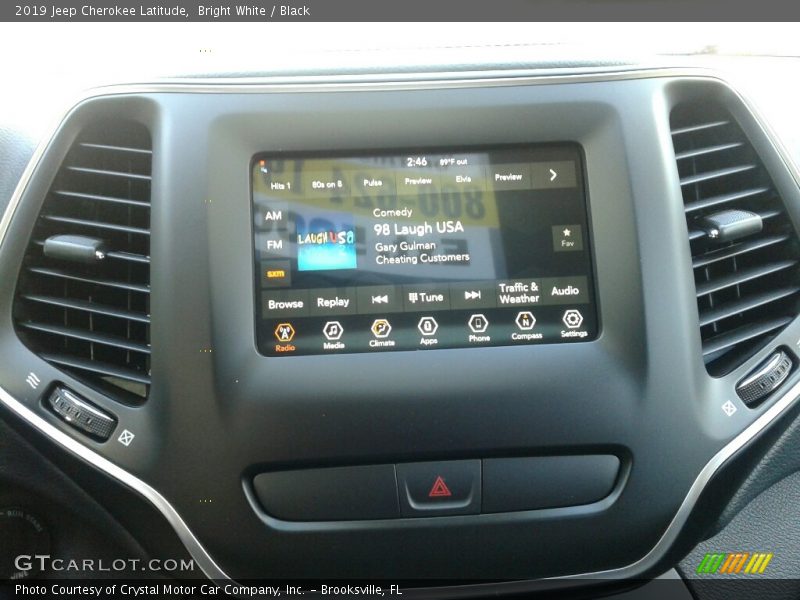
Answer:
296, 213, 357, 272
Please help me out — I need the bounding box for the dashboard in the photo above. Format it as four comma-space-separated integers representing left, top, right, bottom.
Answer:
2, 59, 800, 596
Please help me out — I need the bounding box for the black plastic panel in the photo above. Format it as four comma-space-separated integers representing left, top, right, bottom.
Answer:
254, 465, 399, 521
1, 75, 800, 582
483, 455, 620, 513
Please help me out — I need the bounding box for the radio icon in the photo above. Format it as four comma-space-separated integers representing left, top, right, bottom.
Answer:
274, 322, 296, 342
371, 319, 392, 338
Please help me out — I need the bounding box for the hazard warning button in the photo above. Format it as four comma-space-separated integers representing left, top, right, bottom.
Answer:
395, 460, 480, 517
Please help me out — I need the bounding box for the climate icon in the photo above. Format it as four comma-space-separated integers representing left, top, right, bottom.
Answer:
371, 319, 392, 339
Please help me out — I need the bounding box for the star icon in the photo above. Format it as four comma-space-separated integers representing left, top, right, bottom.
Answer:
563, 228, 571, 237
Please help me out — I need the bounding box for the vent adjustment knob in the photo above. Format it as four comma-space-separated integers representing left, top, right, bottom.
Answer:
43, 234, 106, 263
47, 386, 117, 441
702, 209, 763, 243
736, 350, 793, 407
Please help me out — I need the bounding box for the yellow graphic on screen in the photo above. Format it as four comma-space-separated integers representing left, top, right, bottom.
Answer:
253, 157, 500, 228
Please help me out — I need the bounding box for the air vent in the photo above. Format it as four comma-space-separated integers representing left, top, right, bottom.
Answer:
671, 102, 800, 376
13, 120, 152, 402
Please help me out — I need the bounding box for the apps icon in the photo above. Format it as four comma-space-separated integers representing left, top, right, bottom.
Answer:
418, 317, 439, 336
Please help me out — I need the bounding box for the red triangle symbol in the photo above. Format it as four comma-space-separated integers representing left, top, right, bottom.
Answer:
428, 475, 452, 498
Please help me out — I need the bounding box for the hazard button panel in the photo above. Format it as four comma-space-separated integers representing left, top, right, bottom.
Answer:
251, 456, 619, 522
396, 460, 481, 517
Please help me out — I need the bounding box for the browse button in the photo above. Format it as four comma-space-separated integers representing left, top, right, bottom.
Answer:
396, 460, 480, 517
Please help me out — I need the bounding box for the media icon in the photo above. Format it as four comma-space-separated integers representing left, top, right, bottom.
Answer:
418, 317, 438, 336
371, 319, 392, 338
372, 294, 389, 304
464, 290, 482, 301
323, 321, 343, 341
562, 309, 584, 329
515, 311, 536, 331
468, 314, 489, 333
274, 322, 296, 342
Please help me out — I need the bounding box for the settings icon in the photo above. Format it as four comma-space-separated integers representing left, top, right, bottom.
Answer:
562, 309, 584, 329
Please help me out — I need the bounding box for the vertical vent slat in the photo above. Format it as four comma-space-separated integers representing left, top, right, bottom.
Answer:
670, 101, 800, 376
13, 120, 152, 403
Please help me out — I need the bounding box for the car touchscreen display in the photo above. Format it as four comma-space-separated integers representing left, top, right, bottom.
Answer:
252, 144, 597, 356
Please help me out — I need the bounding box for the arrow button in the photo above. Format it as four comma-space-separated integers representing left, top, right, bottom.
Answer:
530, 161, 577, 189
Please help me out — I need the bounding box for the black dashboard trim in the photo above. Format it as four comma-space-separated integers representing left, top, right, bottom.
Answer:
1, 67, 800, 593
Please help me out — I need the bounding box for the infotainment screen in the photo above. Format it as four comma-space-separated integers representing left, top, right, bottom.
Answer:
251, 144, 597, 356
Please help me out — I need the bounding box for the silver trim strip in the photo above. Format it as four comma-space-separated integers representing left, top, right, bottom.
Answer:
1, 66, 799, 588
0, 385, 229, 579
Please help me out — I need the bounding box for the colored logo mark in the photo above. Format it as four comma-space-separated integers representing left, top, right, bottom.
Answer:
696, 552, 773, 575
